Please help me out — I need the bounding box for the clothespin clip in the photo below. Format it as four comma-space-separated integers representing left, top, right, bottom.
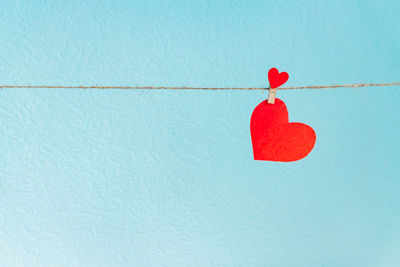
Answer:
267, 87, 277, 104
267, 67, 289, 104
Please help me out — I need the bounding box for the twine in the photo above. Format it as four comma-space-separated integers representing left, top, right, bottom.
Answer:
0, 82, 399, 90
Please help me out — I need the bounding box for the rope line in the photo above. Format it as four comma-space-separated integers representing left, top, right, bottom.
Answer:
0, 82, 399, 90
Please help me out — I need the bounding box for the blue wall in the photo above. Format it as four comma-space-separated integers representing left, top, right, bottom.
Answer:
0, 1, 400, 266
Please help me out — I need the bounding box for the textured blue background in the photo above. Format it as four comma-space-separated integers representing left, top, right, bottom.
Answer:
1, 1, 400, 266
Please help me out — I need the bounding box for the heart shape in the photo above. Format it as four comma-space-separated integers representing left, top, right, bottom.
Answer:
250, 98, 316, 162
268, 68, 289, 89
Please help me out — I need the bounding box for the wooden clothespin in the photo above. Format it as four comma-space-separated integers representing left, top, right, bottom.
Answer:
267, 67, 289, 104
267, 87, 277, 104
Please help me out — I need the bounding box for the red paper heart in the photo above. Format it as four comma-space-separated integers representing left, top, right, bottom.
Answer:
268, 68, 289, 89
250, 98, 316, 162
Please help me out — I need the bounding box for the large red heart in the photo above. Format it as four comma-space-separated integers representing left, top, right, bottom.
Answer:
268, 68, 289, 89
250, 98, 316, 162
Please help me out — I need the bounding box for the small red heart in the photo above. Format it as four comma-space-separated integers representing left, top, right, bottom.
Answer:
250, 98, 316, 162
268, 68, 289, 89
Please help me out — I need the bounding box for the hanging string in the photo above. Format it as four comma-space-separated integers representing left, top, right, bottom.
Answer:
0, 82, 399, 90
